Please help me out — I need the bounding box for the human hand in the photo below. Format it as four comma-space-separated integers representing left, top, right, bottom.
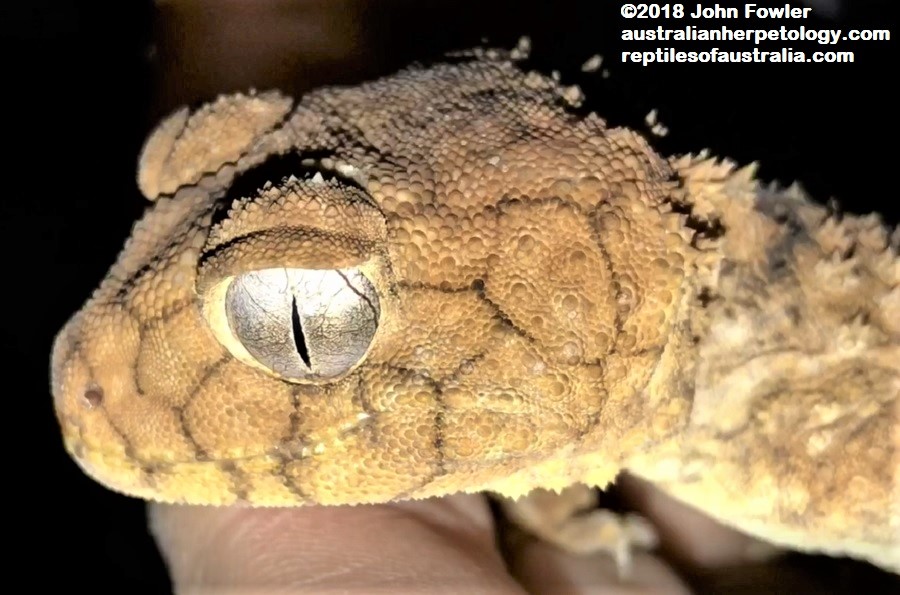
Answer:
150, 475, 771, 593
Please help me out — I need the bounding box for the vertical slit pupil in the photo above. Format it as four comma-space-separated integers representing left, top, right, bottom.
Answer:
291, 296, 312, 368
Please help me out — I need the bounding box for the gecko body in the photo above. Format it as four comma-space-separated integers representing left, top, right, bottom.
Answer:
51, 50, 899, 573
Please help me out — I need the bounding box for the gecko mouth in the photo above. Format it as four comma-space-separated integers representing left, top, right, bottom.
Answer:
59, 426, 315, 506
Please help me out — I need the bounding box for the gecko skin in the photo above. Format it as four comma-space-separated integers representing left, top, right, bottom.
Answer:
51, 50, 899, 573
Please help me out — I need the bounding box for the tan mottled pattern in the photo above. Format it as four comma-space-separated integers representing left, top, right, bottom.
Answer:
51, 52, 898, 572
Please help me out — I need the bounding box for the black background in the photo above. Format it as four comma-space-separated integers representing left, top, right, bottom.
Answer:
4, 1, 897, 592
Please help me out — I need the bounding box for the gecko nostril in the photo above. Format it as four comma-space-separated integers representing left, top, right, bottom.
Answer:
82, 386, 104, 409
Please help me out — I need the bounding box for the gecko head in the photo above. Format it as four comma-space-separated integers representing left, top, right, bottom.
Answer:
51, 62, 692, 506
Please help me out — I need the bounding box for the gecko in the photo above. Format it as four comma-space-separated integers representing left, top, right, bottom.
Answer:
50, 47, 899, 575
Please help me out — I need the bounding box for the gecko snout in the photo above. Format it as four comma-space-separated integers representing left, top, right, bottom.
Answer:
49, 305, 192, 499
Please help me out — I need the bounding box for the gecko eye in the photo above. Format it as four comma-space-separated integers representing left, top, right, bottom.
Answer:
224, 268, 380, 380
